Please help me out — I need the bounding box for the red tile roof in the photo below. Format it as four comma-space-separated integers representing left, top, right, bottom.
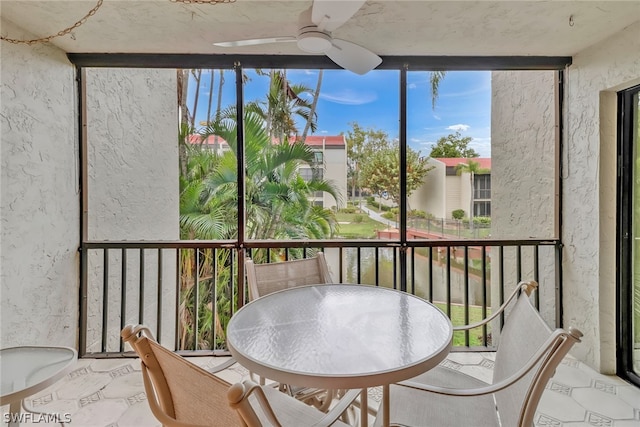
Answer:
188, 135, 227, 145
435, 157, 491, 169
288, 135, 346, 147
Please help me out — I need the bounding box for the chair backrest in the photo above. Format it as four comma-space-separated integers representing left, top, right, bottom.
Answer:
121, 325, 241, 427
245, 252, 332, 301
492, 282, 582, 426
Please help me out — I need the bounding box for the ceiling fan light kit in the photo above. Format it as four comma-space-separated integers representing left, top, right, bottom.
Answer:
213, 0, 382, 75
297, 29, 332, 53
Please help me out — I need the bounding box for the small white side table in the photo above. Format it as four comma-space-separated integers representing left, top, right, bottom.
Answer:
0, 346, 77, 426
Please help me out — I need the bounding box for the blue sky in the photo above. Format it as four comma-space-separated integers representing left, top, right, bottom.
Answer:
188, 69, 491, 157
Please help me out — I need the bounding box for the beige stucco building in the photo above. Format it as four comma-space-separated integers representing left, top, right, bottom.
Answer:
409, 157, 491, 220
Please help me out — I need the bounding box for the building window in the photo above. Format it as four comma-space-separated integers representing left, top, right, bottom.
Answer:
474, 174, 491, 200
474, 201, 491, 217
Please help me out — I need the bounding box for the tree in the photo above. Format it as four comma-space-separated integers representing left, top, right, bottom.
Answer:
429, 131, 479, 158
246, 70, 316, 142
344, 122, 389, 202
430, 71, 447, 109
181, 110, 340, 241
456, 160, 490, 231
301, 69, 323, 142
360, 140, 433, 206
178, 111, 341, 349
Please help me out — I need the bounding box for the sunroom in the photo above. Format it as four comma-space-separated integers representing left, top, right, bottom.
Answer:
1, 1, 640, 426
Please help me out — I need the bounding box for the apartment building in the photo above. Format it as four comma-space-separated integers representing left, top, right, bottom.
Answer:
409, 157, 491, 220
189, 134, 348, 210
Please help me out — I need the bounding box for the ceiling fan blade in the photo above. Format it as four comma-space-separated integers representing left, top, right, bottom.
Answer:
311, 0, 366, 32
214, 36, 296, 48
325, 39, 382, 75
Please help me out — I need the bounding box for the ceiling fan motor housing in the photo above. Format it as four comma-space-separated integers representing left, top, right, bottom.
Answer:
297, 27, 332, 53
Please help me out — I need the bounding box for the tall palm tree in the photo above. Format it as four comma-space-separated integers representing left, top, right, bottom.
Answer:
430, 71, 447, 109
178, 111, 341, 349
301, 69, 323, 142
195, 110, 339, 240
246, 70, 316, 142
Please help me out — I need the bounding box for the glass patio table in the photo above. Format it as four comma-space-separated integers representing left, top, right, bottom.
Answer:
0, 346, 77, 426
226, 283, 453, 427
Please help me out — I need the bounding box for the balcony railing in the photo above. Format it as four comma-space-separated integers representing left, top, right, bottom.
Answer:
79, 238, 561, 358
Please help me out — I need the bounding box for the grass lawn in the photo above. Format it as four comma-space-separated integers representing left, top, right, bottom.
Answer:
335, 212, 386, 239
434, 302, 492, 347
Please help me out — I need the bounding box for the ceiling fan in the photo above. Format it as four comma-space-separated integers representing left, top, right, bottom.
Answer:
213, 0, 382, 75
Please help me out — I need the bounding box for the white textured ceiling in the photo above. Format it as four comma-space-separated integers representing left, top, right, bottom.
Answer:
0, 0, 639, 56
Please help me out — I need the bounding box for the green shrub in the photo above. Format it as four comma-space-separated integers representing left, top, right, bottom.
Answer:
452, 209, 465, 220
409, 209, 427, 219
381, 211, 396, 220
339, 207, 357, 214
473, 216, 491, 226
353, 214, 364, 223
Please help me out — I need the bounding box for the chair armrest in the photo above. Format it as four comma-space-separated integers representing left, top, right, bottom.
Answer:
453, 281, 537, 331
398, 328, 581, 398
207, 357, 237, 374
312, 389, 361, 427
228, 381, 284, 427
229, 381, 361, 427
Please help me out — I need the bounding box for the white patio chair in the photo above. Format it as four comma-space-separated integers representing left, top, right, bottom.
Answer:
122, 324, 359, 427
228, 380, 360, 427
121, 324, 241, 427
245, 252, 338, 411
373, 280, 583, 427
245, 251, 332, 301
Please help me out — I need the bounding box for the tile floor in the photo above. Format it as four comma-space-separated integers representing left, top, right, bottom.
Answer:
2, 352, 639, 427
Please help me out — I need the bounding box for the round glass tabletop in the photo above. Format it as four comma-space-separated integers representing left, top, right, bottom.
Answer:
227, 284, 453, 389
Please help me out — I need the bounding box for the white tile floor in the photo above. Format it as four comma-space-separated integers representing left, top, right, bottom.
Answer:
2, 353, 639, 427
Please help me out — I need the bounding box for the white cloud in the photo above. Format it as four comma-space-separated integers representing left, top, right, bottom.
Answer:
433, 114, 441, 121
408, 83, 417, 89
447, 124, 470, 132
470, 136, 491, 157
320, 90, 377, 105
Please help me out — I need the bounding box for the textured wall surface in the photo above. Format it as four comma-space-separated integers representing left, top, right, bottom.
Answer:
324, 147, 347, 210
0, 18, 79, 347
86, 68, 179, 241
563, 21, 640, 373
410, 159, 446, 218
491, 70, 558, 327
84, 68, 179, 351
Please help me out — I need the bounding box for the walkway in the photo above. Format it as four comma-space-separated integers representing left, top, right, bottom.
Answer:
359, 205, 398, 229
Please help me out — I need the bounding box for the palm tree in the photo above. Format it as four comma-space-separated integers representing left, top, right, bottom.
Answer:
246, 70, 316, 141
178, 111, 341, 349
301, 69, 323, 142
430, 71, 447, 109
456, 160, 489, 233
199, 110, 339, 239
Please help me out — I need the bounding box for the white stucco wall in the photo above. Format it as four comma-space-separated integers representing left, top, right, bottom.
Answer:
563, 21, 640, 373
491, 70, 557, 327
0, 18, 79, 347
409, 158, 446, 218
445, 175, 463, 217
84, 68, 179, 351
324, 146, 347, 210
